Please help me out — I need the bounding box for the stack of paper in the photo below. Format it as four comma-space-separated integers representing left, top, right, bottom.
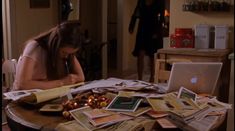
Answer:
147, 93, 200, 112
168, 106, 211, 123
83, 109, 113, 119
69, 106, 132, 130
119, 107, 151, 117
166, 91, 232, 131
17, 82, 84, 104
70, 78, 158, 94
87, 114, 132, 127
146, 110, 168, 118
3, 89, 42, 101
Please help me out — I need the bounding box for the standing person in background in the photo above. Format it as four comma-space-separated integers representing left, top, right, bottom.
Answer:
13, 20, 85, 91
129, 0, 165, 82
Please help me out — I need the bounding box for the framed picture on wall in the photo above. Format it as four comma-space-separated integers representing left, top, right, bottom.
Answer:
30, 0, 50, 8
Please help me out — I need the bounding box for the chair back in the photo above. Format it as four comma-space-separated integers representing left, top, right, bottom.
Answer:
2, 59, 17, 92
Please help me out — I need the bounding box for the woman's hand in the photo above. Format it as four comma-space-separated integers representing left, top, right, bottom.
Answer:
61, 74, 79, 85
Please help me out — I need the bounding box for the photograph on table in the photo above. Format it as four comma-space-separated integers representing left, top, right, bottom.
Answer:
106, 96, 142, 112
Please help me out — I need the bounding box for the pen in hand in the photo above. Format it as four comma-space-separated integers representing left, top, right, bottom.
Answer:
65, 60, 70, 74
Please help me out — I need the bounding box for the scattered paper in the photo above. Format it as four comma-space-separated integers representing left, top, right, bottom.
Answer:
88, 114, 132, 127
3, 89, 42, 101
146, 110, 168, 118
156, 118, 177, 128
120, 107, 151, 117
83, 109, 113, 119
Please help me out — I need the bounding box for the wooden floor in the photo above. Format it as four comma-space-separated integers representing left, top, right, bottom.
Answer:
2, 124, 10, 131
2, 110, 10, 131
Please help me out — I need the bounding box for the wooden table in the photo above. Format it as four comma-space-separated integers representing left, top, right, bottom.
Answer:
156, 48, 232, 103
227, 53, 234, 131
5, 101, 67, 131
5, 97, 227, 131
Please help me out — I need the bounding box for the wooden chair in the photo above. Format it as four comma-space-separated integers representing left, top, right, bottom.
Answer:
2, 59, 17, 126
2, 59, 17, 92
154, 58, 191, 83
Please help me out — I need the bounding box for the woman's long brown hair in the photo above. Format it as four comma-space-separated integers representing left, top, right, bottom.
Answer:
33, 20, 83, 80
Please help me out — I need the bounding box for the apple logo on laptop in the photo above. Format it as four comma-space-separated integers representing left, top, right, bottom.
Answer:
190, 76, 197, 84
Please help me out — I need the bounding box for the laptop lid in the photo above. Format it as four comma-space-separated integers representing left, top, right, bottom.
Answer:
165, 62, 222, 95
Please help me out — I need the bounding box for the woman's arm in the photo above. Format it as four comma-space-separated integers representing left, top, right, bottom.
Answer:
70, 55, 85, 82
15, 57, 68, 90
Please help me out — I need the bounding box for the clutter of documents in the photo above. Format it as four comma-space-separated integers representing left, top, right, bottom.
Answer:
5, 77, 232, 131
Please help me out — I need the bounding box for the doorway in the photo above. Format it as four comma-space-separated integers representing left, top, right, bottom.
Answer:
107, 0, 118, 77
106, 0, 170, 78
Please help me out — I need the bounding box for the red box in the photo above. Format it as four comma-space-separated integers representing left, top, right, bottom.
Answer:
175, 28, 193, 35
170, 28, 195, 48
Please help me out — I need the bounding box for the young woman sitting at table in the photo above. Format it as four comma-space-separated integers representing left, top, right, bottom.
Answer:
12, 20, 85, 91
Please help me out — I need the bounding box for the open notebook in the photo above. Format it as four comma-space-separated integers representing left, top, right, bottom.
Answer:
157, 62, 222, 95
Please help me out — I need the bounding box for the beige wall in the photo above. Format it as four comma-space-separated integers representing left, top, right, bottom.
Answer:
79, 0, 100, 41
7, 0, 234, 75
117, 0, 137, 73
126, 0, 138, 72
11, 0, 58, 59
170, 1, 234, 49
68, 0, 79, 20
69, 0, 101, 42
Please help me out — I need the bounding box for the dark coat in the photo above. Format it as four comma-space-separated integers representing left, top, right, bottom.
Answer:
129, 0, 165, 57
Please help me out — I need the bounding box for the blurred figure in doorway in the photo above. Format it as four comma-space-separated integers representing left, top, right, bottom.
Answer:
129, 0, 165, 82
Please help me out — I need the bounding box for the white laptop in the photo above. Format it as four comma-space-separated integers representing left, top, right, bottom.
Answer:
157, 62, 222, 95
